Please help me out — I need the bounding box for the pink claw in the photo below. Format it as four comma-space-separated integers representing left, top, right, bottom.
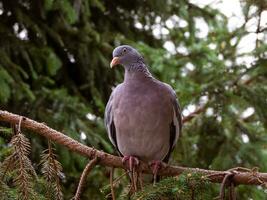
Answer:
149, 160, 165, 184
150, 160, 162, 175
122, 156, 139, 172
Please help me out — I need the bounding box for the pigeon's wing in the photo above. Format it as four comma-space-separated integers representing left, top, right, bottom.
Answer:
104, 90, 122, 155
163, 85, 182, 162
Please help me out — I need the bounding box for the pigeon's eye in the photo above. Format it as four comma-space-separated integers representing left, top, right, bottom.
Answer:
122, 48, 127, 53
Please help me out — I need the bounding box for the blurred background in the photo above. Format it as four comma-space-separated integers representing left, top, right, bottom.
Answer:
0, 0, 267, 199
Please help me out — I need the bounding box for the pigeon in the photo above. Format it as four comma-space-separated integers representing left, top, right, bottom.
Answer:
105, 45, 182, 181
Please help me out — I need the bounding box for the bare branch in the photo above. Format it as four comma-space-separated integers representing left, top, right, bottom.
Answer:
74, 157, 99, 200
0, 110, 267, 186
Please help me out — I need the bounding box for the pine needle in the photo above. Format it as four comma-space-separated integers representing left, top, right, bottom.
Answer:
40, 140, 63, 200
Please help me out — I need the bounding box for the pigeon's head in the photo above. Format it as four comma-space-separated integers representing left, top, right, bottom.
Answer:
110, 45, 143, 68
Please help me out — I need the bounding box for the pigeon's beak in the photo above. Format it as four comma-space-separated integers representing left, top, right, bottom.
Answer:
110, 57, 120, 68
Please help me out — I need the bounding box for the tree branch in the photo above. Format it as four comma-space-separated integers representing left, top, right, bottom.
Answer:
182, 105, 207, 123
0, 110, 267, 186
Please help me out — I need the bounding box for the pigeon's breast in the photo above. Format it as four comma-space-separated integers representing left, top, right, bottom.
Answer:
113, 82, 173, 161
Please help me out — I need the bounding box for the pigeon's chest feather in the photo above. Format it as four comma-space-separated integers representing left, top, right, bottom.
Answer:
116, 88, 156, 112
113, 82, 172, 124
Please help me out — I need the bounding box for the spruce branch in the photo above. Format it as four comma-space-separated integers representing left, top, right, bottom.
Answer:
182, 62, 258, 125
0, 110, 267, 187
40, 140, 63, 200
133, 173, 212, 200
1, 117, 37, 200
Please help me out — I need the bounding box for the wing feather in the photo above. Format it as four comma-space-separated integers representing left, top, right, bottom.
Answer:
104, 92, 119, 151
163, 86, 182, 162
104, 94, 112, 139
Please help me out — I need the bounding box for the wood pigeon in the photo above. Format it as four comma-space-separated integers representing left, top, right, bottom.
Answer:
105, 45, 182, 180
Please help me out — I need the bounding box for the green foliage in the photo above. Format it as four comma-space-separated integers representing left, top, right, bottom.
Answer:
0, 67, 13, 103
0, 0, 266, 199
133, 173, 213, 200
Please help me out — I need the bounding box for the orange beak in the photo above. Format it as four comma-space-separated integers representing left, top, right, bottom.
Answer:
110, 57, 120, 68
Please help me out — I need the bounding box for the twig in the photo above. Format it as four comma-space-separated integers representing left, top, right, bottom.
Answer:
110, 167, 116, 200
18, 116, 23, 133
138, 171, 143, 190
219, 172, 235, 200
229, 182, 236, 200
113, 171, 128, 185
256, 8, 262, 48
73, 0, 82, 17
0, 110, 267, 185
74, 157, 99, 200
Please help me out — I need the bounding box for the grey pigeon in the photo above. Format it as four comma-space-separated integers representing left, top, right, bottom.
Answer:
105, 45, 182, 179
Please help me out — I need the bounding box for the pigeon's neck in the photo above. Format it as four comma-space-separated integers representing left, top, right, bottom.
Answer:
124, 62, 153, 81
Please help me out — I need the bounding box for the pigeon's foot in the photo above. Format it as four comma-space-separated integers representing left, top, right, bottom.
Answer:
149, 160, 166, 185
122, 156, 139, 192
122, 155, 139, 172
